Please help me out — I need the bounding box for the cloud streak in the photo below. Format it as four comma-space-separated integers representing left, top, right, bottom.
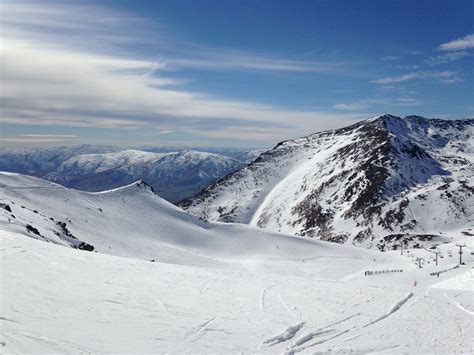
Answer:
372, 71, 463, 84
426, 51, 469, 66
439, 34, 474, 51
168, 52, 342, 73
0, 135, 79, 143
333, 98, 423, 111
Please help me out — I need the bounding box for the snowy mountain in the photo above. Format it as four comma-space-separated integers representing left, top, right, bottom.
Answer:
1, 171, 473, 353
45, 150, 242, 202
137, 146, 268, 164
180, 115, 474, 250
0, 144, 120, 176
0, 147, 244, 202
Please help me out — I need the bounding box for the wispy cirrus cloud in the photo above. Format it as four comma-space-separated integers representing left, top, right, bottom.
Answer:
0, 134, 80, 143
142, 130, 176, 136
438, 34, 474, 51
18, 134, 79, 138
426, 51, 469, 66
0, 0, 363, 145
381, 56, 401, 61
372, 70, 463, 84
168, 54, 341, 73
2, 1, 342, 74
333, 98, 423, 111
373, 34, 471, 88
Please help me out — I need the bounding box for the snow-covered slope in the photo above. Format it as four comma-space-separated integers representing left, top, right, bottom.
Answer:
1, 225, 472, 353
44, 149, 242, 202
180, 115, 474, 249
0, 172, 375, 270
1, 172, 473, 353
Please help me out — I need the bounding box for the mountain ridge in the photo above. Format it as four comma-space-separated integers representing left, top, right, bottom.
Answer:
179, 114, 473, 249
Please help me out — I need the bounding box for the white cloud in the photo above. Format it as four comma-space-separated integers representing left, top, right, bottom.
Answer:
169, 54, 342, 73
381, 56, 401, 61
18, 134, 79, 138
439, 34, 474, 51
333, 98, 423, 111
142, 130, 176, 136
372, 71, 462, 84
333, 102, 368, 111
426, 51, 469, 66
2, 1, 340, 74
0, 135, 79, 143
372, 72, 425, 84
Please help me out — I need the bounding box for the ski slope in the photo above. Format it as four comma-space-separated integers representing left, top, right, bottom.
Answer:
0, 172, 473, 353
1, 232, 472, 354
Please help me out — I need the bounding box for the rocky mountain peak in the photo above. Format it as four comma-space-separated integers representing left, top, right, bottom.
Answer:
181, 115, 473, 250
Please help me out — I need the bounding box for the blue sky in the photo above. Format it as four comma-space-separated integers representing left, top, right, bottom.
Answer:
1, 0, 473, 147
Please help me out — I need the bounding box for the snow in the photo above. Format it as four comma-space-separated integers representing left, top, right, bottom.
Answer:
0, 172, 379, 269
53, 149, 240, 175
1, 172, 473, 353
431, 270, 473, 292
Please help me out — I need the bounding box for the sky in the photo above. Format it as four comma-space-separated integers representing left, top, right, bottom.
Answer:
1, 0, 473, 148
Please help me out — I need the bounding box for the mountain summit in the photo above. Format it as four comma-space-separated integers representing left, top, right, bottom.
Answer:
180, 115, 473, 249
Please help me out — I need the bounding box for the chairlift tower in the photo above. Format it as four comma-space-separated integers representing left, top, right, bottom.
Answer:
456, 244, 466, 265
433, 250, 440, 266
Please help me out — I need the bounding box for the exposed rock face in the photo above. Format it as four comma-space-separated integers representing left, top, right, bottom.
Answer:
180, 115, 474, 249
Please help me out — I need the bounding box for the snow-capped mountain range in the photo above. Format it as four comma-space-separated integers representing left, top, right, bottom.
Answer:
0, 146, 261, 202
0, 144, 120, 176
180, 114, 474, 250
45, 149, 242, 202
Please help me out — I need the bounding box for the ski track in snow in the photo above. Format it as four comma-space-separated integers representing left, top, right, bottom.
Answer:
182, 317, 217, 343
283, 292, 415, 354
259, 283, 279, 311
263, 322, 306, 346
362, 292, 413, 328
444, 293, 474, 316
276, 293, 299, 320
284, 312, 362, 354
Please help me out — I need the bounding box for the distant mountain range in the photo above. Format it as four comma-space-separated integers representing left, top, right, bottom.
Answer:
180, 115, 474, 250
0, 145, 265, 202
